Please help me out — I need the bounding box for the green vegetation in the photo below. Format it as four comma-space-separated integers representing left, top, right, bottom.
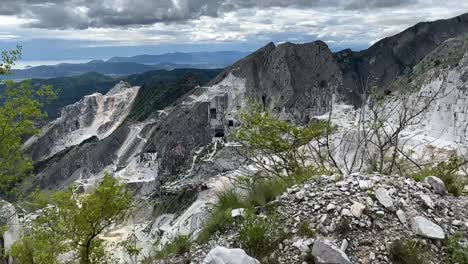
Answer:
152, 235, 192, 261
197, 107, 326, 259
235, 105, 328, 177
444, 232, 468, 264
411, 156, 468, 196
196, 189, 244, 243
0, 47, 57, 198
297, 221, 316, 238
10, 174, 131, 264
238, 212, 283, 260
389, 239, 428, 264
127, 69, 220, 121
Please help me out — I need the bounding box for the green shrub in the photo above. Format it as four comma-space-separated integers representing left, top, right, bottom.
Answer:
153, 235, 192, 260
239, 212, 281, 260
197, 167, 320, 244
297, 221, 316, 238
389, 239, 428, 264
410, 156, 467, 196
196, 190, 244, 243
244, 177, 288, 207
444, 232, 468, 264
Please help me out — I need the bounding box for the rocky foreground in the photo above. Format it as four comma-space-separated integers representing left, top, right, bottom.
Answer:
159, 173, 468, 264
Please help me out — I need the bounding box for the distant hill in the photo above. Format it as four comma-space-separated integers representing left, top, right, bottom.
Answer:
106, 51, 250, 66
2, 61, 210, 80
2, 51, 248, 80
2, 69, 222, 121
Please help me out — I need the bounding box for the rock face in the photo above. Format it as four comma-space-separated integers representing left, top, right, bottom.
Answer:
25, 81, 140, 161
0, 200, 19, 264
202, 247, 259, 264
312, 237, 351, 264
335, 13, 468, 99
211, 41, 343, 123
411, 216, 445, 239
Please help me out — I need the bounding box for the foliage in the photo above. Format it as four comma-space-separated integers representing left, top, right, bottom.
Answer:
197, 166, 321, 244
0, 47, 57, 199
411, 155, 468, 196
10, 174, 131, 264
297, 221, 316, 238
196, 189, 243, 243
236, 106, 328, 177
239, 175, 289, 207
238, 212, 282, 260
389, 239, 428, 264
0, 47, 22, 75
127, 69, 220, 121
444, 232, 468, 264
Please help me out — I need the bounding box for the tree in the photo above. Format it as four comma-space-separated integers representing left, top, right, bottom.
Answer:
235, 105, 328, 178
10, 174, 132, 264
0, 47, 56, 198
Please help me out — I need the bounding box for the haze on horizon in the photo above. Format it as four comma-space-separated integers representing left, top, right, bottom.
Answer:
0, 0, 468, 61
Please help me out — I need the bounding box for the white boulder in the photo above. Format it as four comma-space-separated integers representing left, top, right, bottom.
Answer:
375, 188, 396, 211
312, 237, 351, 264
419, 194, 434, 209
231, 208, 246, 218
424, 176, 447, 195
350, 202, 366, 218
411, 216, 445, 239
203, 247, 260, 264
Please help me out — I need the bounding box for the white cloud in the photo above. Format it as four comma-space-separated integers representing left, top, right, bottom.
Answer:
0, 1, 467, 51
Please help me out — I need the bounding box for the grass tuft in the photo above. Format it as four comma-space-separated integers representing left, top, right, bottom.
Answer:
142, 235, 192, 263
389, 239, 428, 264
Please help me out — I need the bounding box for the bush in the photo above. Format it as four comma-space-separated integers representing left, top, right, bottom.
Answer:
389, 239, 428, 264
239, 212, 282, 260
243, 177, 288, 207
444, 232, 468, 264
235, 106, 328, 177
411, 156, 467, 196
297, 221, 316, 238
198, 167, 322, 244
196, 190, 244, 243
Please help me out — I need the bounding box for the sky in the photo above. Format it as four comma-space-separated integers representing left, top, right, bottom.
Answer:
0, 0, 467, 60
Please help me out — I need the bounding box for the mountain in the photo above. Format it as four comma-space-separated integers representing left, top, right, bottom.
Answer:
335, 12, 468, 96
107, 51, 250, 66
3, 13, 468, 264
3, 69, 222, 121
3, 61, 211, 80
2, 51, 248, 80
209, 41, 343, 123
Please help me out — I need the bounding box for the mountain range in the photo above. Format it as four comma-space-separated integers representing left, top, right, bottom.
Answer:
3, 51, 247, 80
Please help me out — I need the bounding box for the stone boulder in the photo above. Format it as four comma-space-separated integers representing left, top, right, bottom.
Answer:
411, 216, 445, 239
424, 176, 447, 195
375, 188, 396, 211
203, 247, 260, 264
312, 237, 351, 264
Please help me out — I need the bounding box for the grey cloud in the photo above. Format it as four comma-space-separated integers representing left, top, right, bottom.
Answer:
5, 0, 417, 29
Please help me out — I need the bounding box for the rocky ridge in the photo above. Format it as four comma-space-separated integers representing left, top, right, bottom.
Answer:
158, 173, 468, 264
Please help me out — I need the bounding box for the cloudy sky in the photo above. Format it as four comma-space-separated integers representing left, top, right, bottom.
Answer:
0, 0, 467, 60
